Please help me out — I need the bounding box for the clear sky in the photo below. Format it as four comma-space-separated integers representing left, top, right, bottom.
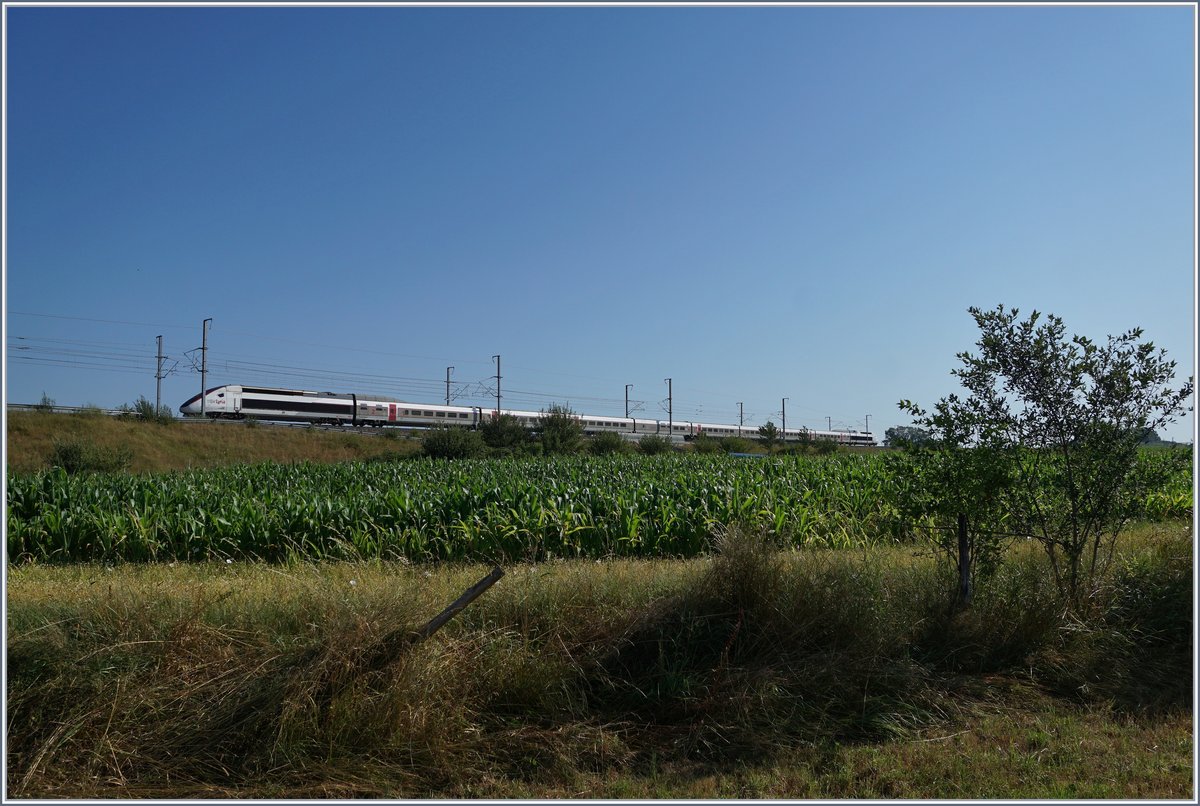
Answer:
4, 4, 1197, 442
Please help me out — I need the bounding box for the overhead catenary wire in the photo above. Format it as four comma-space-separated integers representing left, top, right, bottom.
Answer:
11, 344, 858, 427
9, 316, 873, 430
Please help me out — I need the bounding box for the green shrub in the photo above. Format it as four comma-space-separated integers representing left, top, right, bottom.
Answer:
719, 436, 756, 454
422, 427, 488, 459
588, 431, 631, 455
689, 434, 722, 454
537, 404, 584, 455
480, 414, 533, 452
119, 396, 174, 425
636, 434, 673, 455
810, 437, 839, 455
50, 440, 132, 474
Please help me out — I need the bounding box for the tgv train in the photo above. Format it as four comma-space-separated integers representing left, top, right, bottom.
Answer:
180, 385, 877, 447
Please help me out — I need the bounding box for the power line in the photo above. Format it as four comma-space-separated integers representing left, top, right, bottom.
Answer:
8, 311, 194, 330
7, 356, 159, 376
11, 334, 158, 349
9, 322, 875, 430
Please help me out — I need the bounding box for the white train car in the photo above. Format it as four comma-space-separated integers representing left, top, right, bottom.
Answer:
180, 385, 877, 446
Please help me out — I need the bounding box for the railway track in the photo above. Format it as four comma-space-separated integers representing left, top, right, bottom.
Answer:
6, 404, 403, 436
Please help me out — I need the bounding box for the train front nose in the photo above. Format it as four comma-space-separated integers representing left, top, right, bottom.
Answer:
179, 392, 203, 416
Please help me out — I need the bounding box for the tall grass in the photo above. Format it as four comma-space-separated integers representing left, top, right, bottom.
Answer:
5, 411, 422, 474
7, 524, 1191, 798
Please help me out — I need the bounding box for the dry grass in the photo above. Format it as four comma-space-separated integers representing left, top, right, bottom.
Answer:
6, 524, 1192, 798
511, 703, 1192, 799
5, 411, 421, 473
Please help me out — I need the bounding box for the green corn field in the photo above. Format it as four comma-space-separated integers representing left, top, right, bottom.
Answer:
6, 452, 1192, 564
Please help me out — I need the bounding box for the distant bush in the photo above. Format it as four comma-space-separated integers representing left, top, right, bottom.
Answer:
423, 427, 488, 459
757, 421, 781, 450
34, 392, 55, 413
537, 404, 584, 455
689, 434, 723, 454
119, 396, 174, 425
50, 440, 132, 475
811, 437, 839, 455
719, 436, 756, 454
637, 434, 673, 455
480, 414, 533, 453
588, 431, 632, 455
773, 435, 839, 456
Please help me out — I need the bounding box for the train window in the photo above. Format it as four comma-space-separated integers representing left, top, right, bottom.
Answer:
424, 411, 434, 417
436, 412, 445, 417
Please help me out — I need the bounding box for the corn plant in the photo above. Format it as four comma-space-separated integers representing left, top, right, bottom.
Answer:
7, 451, 1189, 565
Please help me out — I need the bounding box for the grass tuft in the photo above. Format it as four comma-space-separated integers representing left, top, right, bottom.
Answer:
5, 524, 1192, 798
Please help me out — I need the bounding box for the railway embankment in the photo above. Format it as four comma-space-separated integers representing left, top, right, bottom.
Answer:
4, 410, 422, 474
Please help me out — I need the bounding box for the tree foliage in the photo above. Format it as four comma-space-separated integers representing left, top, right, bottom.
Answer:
883, 426, 933, 448
537, 404, 584, 455
757, 420, 780, 450
480, 414, 533, 454
422, 426, 487, 459
636, 434, 673, 455
897, 304, 1193, 609
689, 434, 723, 454
119, 396, 175, 425
588, 431, 631, 455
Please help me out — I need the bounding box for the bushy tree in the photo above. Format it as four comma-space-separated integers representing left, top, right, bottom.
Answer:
588, 431, 631, 455
636, 434, 673, 455
689, 434, 723, 454
423, 426, 487, 459
884, 436, 1015, 608
537, 404, 584, 455
810, 436, 839, 455
898, 305, 1193, 609
884, 425, 933, 448
480, 414, 532, 454
757, 421, 780, 450
719, 436, 757, 454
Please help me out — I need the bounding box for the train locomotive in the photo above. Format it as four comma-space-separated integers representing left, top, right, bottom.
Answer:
180, 385, 877, 447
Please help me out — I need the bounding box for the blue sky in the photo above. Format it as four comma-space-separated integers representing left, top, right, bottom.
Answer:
4, 5, 1196, 442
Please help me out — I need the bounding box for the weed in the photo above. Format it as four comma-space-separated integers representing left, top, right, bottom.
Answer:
49, 439, 133, 474
5, 525, 1191, 798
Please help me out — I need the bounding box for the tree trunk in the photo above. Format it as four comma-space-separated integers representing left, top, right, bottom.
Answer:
957, 512, 972, 608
